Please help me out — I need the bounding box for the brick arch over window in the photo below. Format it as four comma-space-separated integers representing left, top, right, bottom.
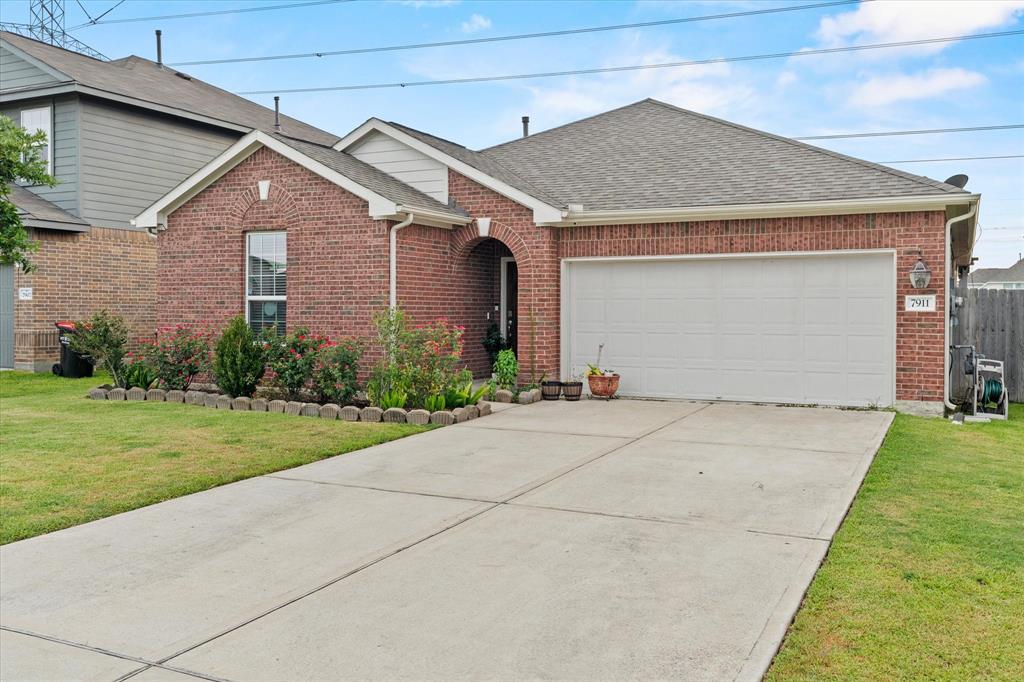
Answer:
229, 182, 302, 232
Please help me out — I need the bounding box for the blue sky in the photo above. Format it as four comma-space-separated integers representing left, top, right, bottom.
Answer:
7, 0, 1023, 267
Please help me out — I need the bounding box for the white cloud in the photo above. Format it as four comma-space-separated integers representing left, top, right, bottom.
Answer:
520, 46, 753, 124
818, 0, 1024, 54
460, 14, 491, 33
850, 68, 987, 107
776, 71, 798, 88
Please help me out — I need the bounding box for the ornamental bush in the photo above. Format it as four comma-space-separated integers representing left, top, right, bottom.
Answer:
312, 338, 362, 405
266, 327, 332, 400
213, 316, 266, 398
493, 349, 518, 391
367, 309, 467, 409
68, 310, 128, 387
140, 325, 211, 391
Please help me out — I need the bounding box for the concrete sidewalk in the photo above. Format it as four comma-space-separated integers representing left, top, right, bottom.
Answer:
1, 399, 892, 681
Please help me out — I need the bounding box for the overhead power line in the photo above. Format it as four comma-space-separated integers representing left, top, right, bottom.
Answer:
795, 124, 1024, 140
170, 0, 863, 67
236, 29, 1024, 95
880, 154, 1024, 164
71, 0, 352, 29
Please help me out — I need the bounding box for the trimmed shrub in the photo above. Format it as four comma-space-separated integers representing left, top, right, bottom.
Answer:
494, 349, 519, 391
68, 310, 128, 387
312, 339, 362, 405
213, 316, 266, 398
139, 325, 211, 391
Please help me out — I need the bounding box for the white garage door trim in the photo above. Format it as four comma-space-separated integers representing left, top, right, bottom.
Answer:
560, 249, 897, 407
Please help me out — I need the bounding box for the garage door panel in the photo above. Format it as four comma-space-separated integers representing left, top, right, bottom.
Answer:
566, 253, 893, 407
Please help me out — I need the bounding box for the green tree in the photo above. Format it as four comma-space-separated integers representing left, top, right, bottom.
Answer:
213, 316, 266, 398
1, 114, 56, 272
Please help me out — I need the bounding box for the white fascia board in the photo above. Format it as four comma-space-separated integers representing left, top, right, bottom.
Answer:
544, 193, 980, 226
134, 130, 402, 228
335, 119, 564, 224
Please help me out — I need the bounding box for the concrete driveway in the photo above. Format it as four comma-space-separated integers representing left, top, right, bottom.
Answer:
1, 400, 892, 682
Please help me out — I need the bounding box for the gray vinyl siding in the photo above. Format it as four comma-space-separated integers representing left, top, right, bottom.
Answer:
78, 97, 238, 228
0, 44, 61, 90
1, 95, 80, 215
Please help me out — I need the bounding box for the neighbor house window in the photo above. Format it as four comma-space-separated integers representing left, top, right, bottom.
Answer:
246, 231, 287, 335
21, 106, 52, 176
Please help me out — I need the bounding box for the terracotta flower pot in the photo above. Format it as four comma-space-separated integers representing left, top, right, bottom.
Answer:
587, 374, 620, 398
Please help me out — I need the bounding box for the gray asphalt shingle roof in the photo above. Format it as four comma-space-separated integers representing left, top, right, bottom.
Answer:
480, 99, 967, 211
391, 99, 968, 213
968, 258, 1024, 284
9, 184, 90, 231
274, 135, 469, 221
2, 31, 338, 146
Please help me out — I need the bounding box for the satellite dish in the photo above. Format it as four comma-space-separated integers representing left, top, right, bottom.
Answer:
944, 174, 969, 189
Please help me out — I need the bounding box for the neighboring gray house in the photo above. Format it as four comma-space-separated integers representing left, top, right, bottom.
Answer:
967, 258, 1024, 290
0, 31, 337, 370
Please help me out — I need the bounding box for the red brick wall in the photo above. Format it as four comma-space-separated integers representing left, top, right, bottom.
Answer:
162, 150, 946, 403
448, 170, 561, 383
161, 146, 392, 347
13, 226, 156, 371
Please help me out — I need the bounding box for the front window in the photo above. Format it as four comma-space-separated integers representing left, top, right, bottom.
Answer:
20, 106, 52, 176
246, 231, 287, 335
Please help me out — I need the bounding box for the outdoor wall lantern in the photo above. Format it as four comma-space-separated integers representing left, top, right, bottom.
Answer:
909, 257, 932, 289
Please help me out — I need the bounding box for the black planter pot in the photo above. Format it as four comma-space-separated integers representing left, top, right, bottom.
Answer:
562, 381, 583, 401
541, 381, 563, 400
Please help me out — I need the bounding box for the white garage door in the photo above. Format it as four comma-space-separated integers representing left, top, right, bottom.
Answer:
563, 252, 895, 407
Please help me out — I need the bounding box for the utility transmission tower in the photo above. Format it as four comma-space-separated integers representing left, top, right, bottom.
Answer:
1, 0, 107, 60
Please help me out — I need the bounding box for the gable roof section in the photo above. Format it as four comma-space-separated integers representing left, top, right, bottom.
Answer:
969, 258, 1024, 284
0, 31, 337, 146
483, 99, 970, 214
133, 131, 471, 229
334, 119, 564, 223
9, 184, 90, 232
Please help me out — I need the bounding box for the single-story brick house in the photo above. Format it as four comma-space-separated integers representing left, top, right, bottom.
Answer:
135, 99, 979, 413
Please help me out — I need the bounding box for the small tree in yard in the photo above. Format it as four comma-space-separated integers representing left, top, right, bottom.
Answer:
213, 316, 266, 398
68, 310, 129, 387
1, 115, 56, 272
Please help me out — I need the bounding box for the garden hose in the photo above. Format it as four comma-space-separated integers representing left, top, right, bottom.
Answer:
979, 378, 1004, 406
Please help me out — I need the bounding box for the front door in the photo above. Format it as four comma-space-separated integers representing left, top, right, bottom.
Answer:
502, 259, 518, 354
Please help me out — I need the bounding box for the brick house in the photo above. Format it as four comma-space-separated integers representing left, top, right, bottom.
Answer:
136, 99, 980, 413
0, 31, 336, 370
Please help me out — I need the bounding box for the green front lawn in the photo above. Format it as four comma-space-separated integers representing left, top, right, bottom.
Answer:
769, 404, 1024, 680
0, 372, 430, 544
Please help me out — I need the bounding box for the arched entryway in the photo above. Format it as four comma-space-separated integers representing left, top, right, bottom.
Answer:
455, 237, 518, 378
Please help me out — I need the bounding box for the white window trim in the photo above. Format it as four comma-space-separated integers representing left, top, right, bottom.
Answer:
21, 105, 53, 176
245, 231, 287, 333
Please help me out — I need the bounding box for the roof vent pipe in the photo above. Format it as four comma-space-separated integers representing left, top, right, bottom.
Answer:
155, 30, 162, 65
273, 96, 281, 132
522, 116, 529, 137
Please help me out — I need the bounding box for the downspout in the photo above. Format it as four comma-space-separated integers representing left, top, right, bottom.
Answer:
943, 202, 978, 412
389, 213, 415, 309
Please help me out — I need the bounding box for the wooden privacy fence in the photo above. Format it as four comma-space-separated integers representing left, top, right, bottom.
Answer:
952, 287, 1024, 403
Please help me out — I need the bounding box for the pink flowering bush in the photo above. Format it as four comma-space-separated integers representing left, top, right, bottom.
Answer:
312, 338, 362, 404
265, 327, 361, 402
138, 325, 211, 391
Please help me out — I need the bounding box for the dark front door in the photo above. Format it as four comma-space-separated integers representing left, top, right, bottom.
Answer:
505, 261, 518, 354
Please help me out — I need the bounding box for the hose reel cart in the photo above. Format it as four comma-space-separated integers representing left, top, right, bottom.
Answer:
952, 345, 1008, 421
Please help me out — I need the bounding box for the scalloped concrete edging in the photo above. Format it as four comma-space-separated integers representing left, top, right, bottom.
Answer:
85, 388, 514, 427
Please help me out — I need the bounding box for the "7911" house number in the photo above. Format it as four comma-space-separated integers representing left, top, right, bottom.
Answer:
905, 294, 937, 312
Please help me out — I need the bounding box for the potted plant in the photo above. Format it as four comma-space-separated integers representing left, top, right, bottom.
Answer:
585, 344, 619, 398
541, 377, 562, 400
587, 364, 619, 398
562, 375, 583, 401
481, 322, 508, 368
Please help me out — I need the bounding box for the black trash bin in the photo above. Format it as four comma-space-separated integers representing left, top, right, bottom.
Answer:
52, 321, 94, 378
